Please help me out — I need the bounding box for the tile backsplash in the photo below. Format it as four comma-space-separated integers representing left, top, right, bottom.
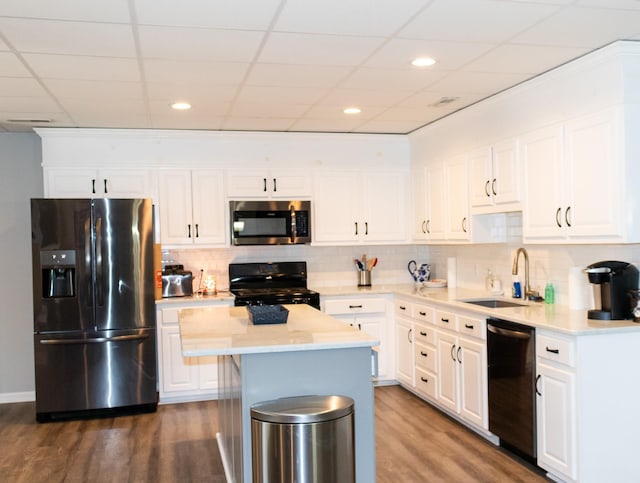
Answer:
164, 242, 640, 307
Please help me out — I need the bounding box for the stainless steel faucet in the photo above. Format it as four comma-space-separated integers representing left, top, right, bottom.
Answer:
512, 247, 539, 299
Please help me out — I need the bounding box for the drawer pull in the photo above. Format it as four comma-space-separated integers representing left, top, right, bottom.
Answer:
441, 317, 449, 323
419, 331, 427, 336
464, 323, 474, 329
419, 311, 426, 316
420, 351, 428, 357
349, 304, 363, 309
420, 376, 429, 383
399, 305, 406, 311
546, 347, 560, 354
536, 374, 542, 396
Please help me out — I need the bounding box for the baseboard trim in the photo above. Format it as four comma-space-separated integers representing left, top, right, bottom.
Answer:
0, 391, 35, 404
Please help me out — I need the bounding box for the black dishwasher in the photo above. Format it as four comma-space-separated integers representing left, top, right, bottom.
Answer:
487, 317, 536, 463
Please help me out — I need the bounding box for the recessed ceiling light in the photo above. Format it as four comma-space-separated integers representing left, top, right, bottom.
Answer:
411, 57, 436, 67
343, 107, 361, 115
171, 102, 192, 110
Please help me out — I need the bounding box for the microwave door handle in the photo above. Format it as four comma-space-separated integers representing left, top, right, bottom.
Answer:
290, 206, 296, 242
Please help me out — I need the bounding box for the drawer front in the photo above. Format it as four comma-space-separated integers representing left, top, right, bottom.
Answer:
415, 367, 437, 399
414, 303, 434, 324
537, 333, 576, 367
161, 308, 179, 325
394, 299, 412, 317
324, 297, 386, 315
435, 309, 457, 331
414, 323, 435, 347
458, 315, 485, 340
415, 342, 436, 372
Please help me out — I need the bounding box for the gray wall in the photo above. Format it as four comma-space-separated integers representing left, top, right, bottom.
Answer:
0, 133, 42, 400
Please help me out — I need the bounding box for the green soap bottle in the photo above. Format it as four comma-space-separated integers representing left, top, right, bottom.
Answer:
544, 283, 555, 304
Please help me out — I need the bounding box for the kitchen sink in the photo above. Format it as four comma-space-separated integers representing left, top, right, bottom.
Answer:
459, 299, 528, 308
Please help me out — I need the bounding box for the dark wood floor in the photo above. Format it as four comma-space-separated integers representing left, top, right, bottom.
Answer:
0, 385, 548, 482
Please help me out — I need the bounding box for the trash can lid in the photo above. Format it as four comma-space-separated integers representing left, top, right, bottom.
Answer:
251, 395, 354, 424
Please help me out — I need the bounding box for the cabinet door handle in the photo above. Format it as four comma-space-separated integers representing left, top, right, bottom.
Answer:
484, 180, 490, 197
188, 224, 192, 238
262, 178, 267, 192
422, 220, 427, 234
546, 346, 559, 354
354, 222, 358, 235
420, 376, 429, 383
565, 206, 572, 227
426, 219, 430, 234
441, 317, 449, 324
195, 224, 199, 238
492, 178, 497, 196
464, 323, 474, 330
103, 179, 108, 194
420, 351, 428, 357
450, 344, 456, 361
92, 179, 96, 194
357, 323, 361, 331
419, 331, 427, 336
408, 328, 413, 343
349, 304, 363, 309
535, 374, 542, 396
365, 221, 368, 235
419, 311, 426, 316
461, 217, 467, 233
457, 346, 462, 364
273, 178, 277, 192
555, 207, 562, 227
399, 305, 406, 311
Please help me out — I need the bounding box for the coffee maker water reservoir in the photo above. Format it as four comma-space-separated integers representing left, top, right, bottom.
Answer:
585, 260, 639, 320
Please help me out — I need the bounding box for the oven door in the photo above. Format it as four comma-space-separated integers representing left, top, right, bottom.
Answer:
230, 200, 310, 245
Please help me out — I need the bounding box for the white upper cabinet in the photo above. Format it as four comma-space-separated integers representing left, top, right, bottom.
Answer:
313, 170, 408, 244
522, 107, 634, 243
45, 168, 155, 199
469, 138, 520, 213
157, 169, 226, 246
226, 169, 311, 199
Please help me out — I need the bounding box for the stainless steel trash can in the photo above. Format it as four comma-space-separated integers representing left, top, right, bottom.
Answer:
251, 395, 355, 483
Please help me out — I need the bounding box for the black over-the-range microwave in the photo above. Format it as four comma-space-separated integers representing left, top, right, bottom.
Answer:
230, 200, 311, 245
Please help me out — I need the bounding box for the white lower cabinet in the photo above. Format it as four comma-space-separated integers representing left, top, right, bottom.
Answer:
322, 295, 392, 382
536, 331, 577, 482
156, 298, 233, 403
393, 298, 417, 387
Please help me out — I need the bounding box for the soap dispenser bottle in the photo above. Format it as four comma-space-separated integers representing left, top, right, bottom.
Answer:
512, 276, 522, 299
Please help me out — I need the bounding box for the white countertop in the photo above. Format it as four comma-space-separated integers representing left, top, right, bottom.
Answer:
155, 291, 235, 306
313, 283, 640, 335
178, 303, 379, 357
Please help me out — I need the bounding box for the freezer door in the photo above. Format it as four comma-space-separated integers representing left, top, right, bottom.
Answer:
31, 199, 93, 333
93, 198, 155, 331
34, 329, 157, 417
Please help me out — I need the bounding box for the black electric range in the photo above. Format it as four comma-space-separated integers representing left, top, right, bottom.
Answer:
229, 261, 320, 310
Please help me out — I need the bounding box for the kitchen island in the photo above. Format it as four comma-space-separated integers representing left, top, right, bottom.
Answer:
178, 304, 378, 483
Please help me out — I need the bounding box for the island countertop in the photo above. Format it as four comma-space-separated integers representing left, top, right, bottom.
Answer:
178, 303, 379, 357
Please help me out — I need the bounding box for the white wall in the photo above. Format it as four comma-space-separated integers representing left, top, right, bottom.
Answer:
0, 133, 42, 402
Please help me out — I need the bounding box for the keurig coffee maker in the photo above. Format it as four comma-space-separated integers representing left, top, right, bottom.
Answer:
585, 260, 639, 320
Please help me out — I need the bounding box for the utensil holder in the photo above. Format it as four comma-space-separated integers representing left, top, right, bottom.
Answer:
358, 270, 371, 287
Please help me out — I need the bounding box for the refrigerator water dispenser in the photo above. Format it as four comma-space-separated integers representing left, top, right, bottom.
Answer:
40, 250, 76, 298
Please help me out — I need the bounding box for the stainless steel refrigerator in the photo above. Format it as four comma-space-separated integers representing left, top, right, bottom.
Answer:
31, 198, 157, 421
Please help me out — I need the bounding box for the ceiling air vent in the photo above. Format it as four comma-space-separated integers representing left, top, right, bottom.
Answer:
6, 118, 52, 124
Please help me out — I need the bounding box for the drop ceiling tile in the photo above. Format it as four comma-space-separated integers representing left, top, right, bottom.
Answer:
304, 104, 386, 120
0, 77, 50, 96
138, 25, 264, 62
246, 64, 352, 88
148, 100, 230, 124
463, 44, 591, 74
235, 86, 327, 105
0, 96, 62, 112
354, 118, 426, 133
0, 18, 136, 57
339, 67, 445, 92
321, 88, 414, 106
0, 52, 32, 76
512, 6, 640, 47
221, 117, 297, 131
0, 0, 131, 22
575, 0, 640, 8
399, 0, 560, 43
146, 83, 239, 104
23, 54, 140, 81
274, 0, 428, 36
399, 90, 486, 109
144, 59, 249, 84
258, 32, 385, 66
428, 71, 531, 95
229, 102, 311, 118
44, 79, 144, 101
135, 0, 282, 29
150, 116, 225, 130
365, 39, 496, 71
289, 118, 367, 133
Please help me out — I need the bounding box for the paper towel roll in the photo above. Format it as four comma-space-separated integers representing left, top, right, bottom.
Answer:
568, 266, 593, 310
447, 257, 457, 288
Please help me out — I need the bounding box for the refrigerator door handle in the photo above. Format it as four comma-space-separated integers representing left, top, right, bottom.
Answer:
95, 216, 103, 307
39, 333, 150, 345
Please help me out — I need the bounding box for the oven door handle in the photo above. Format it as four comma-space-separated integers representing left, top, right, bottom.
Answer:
290, 205, 297, 242
487, 324, 531, 340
